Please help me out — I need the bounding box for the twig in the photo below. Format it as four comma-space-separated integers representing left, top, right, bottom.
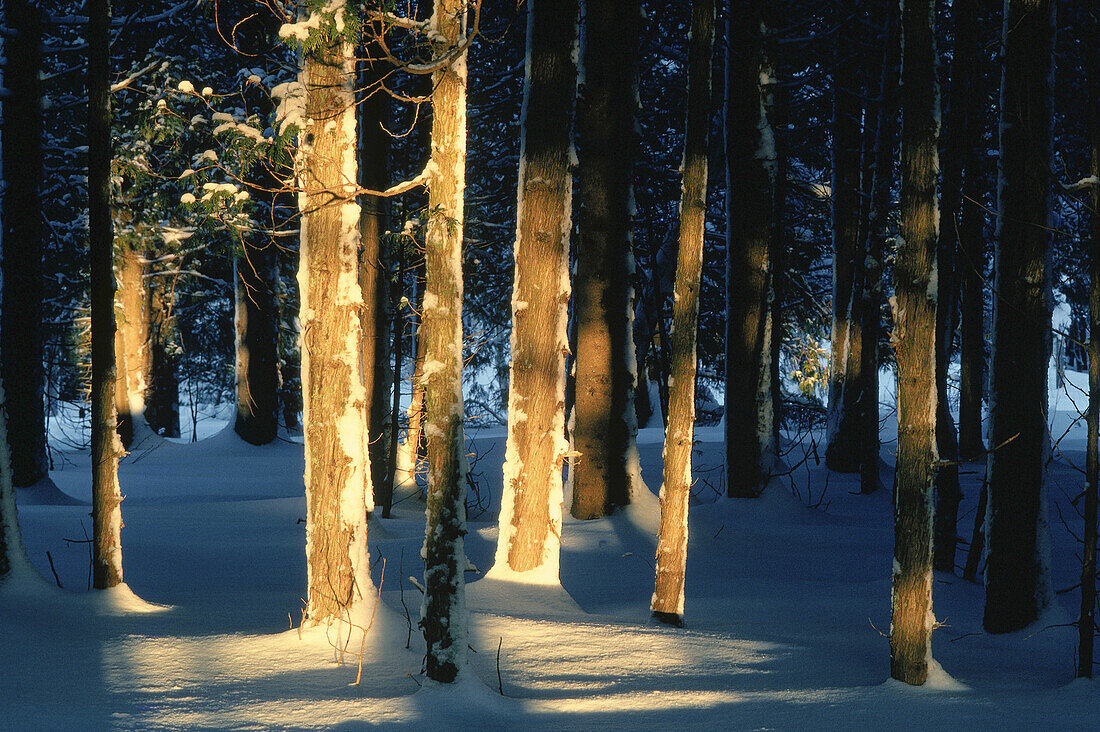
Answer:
45, 552, 62, 588
496, 637, 504, 696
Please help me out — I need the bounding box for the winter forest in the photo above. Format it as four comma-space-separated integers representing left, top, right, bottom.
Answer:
0, 0, 1098, 727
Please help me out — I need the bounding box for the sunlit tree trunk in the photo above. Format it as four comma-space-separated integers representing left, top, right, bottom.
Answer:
494, 0, 579, 576
296, 13, 374, 626
652, 0, 714, 626
859, 0, 900, 496
890, 0, 940, 686
824, 6, 865, 474
421, 0, 470, 684
397, 309, 427, 486
114, 243, 149, 448
89, 0, 124, 590
570, 0, 645, 519
983, 0, 1055, 635
1, 0, 50, 489
725, 0, 777, 498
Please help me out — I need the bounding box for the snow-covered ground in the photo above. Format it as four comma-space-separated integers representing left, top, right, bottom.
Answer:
2, 372, 1099, 729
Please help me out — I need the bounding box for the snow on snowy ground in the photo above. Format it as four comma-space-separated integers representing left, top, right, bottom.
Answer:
3, 375, 1100, 729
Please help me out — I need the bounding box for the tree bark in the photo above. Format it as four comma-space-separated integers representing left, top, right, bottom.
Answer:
114, 244, 149, 448
824, 6, 866, 474
234, 234, 280, 445
890, 0, 940, 686
89, 0, 125, 590
421, 0, 470, 684
0, 379, 29, 579
1, 0, 50, 489
495, 0, 579, 576
983, 0, 1055, 635
725, 0, 777, 498
570, 0, 645, 519
652, 0, 714, 627
297, 14, 374, 626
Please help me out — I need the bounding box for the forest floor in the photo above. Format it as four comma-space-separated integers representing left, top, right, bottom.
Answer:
2, 372, 1099, 729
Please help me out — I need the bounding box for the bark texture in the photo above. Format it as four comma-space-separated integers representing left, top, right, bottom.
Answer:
1, 0, 50, 488
114, 245, 149, 448
890, 0, 940, 686
298, 22, 373, 626
571, 0, 644, 519
89, 0, 125, 590
724, 0, 777, 498
496, 0, 579, 575
983, 0, 1055, 635
234, 233, 280, 445
421, 0, 469, 684
652, 0, 714, 625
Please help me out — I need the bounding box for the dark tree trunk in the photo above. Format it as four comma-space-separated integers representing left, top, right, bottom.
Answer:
983, 0, 1056, 634
147, 278, 180, 439
89, 0, 124, 590
234, 238, 280, 445
571, 0, 645, 518
495, 0, 579, 574
933, 0, 981, 573
359, 43, 393, 513
859, 0, 900, 495
890, 0, 940, 686
1, 0, 50, 489
0, 378, 29, 579
652, 0, 714, 626
724, 0, 777, 498
1079, 5, 1099, 679
824, 5, 865, 474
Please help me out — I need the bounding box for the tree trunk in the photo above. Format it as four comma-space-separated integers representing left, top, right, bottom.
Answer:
859, 0, 901, 495
0, 379, 30, 579
1, 0, 50, 489
652, 0, 714, 627
233, 234, 280, 445
824, 7, 866, 474
398, 305, 428, 487
421, 0, 470, 684
146, 277, 180, 439
890, 0, 940, 686
725, 0, 777, 498
494, 0, 579, 576
983, 0, 1055, 635
933, 0, 980, 573
114, 244, 149, 448
359, 45, 393, 514
89, 0, 124, 590
570, 0, 645, 519
297, 14, 374, 627
1078, 6, 1099, 679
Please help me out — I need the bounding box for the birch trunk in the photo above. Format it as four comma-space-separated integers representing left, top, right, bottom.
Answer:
890, 0, 940, 686
571, 0, 645, 519
89, 0, 124, 590
983, 0, 1055, 634
495, 0, 579, 576
296, 17, 373, 626
421, 0, 470, 683
652, 0, 714, 626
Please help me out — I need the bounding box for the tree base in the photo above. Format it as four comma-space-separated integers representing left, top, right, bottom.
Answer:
652, 610, 684, 628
